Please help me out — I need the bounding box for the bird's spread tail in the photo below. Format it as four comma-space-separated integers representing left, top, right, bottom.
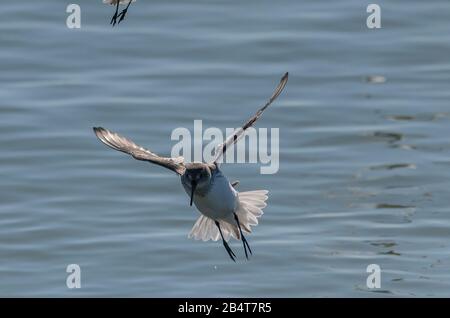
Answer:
235, 190, 268, 232
188, 215, 236, 242
188, 190, 268, 242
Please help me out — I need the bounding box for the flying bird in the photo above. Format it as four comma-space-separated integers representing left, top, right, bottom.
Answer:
104, 0, 135, 26
93, 73, 289, 261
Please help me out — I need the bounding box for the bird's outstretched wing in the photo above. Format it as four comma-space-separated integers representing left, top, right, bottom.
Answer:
93, 127, 186, 175
211, 72, 289, 164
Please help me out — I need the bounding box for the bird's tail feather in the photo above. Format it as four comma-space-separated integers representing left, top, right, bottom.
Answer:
188, 216, 237, 242
188, 190, 268, 242
235, 190, 268, 233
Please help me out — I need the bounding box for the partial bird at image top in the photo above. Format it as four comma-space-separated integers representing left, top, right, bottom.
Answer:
103, 0, 136, 26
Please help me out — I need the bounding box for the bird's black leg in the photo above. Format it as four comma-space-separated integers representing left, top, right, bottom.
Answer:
110, 1, 120, 26
117, 0, 133, 24
234, 213, 252, 259
215, 221, 236, 262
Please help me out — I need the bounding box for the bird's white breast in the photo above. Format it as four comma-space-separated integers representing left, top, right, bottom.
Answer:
186, 170, 237, 220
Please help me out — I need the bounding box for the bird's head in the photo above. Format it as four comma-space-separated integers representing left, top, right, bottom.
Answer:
182, 162, 212, 206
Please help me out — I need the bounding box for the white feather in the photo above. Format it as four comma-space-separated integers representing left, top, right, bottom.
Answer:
188, 190, 269, 241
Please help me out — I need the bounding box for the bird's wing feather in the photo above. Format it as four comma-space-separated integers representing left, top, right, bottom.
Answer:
211, 72, 289, 164
93, 127, 186, 175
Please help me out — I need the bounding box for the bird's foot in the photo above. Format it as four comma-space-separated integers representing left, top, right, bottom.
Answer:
241, 235, 252, 260
223, 241, 236, 262
117, 9, 128, 24
110, 12, 119, 26
233, 213, 252, 260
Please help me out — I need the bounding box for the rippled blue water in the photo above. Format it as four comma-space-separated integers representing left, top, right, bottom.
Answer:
1, 0, 450, 297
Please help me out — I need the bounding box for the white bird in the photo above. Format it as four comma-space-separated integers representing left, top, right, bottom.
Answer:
93, 73, 289, 261
103, 0, 136, 26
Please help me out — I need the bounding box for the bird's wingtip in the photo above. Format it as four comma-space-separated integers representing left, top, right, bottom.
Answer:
93, 127, 106, 137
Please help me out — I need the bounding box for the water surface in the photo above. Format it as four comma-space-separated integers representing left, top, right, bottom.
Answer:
1, 0, 450, 297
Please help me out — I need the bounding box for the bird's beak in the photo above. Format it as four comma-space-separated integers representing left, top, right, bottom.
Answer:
190, 181, 197, 206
